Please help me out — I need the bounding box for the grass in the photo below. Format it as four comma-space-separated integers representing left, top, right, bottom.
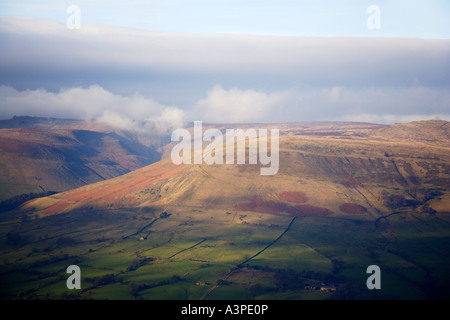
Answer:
119, 261, 193, 285
248, 243, 333, 274
205, 284, 252, 300
139, 282, 191, 300
183, 264, 231, 285
2, 206, 450, 300
83, 283, 134, 300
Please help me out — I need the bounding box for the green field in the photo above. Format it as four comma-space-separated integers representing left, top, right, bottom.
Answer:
1, 205, 450, 300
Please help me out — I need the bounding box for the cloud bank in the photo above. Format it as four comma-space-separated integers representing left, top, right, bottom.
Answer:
193, 85, 450, 124
0, 16, 449, 125
2, 83, 447, 128
0, 85, 185, 135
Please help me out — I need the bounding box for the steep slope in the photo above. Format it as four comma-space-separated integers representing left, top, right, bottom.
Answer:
0, 117, 163, 202
21, 157, 197, 216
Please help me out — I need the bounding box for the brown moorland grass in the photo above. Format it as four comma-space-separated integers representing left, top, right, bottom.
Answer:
40, 200, 72, 216
277, 191, 308, 203
0, 136, 34, 153
36, 161, 186, 215
339, 203, 367, 214
340, 173, 362, 188
291, 204, 334, 217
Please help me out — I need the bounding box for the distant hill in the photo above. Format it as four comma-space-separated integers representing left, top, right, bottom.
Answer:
371, 120, 450, 146
0, 116, 165, 202
0, 115, 84, 130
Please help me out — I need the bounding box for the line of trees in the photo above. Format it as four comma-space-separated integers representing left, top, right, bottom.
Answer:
380, 188, 443, 211
0, 191, 57, 212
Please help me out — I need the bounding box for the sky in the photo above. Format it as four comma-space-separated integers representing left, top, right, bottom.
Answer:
0, 0, 449, 131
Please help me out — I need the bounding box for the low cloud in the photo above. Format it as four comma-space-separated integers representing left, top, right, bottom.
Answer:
0, 85, 185, 135
319, 86, 450, 123
145, 107, 185, 135
339, 113, 449, 124
1, 84, 448, 128
194, 85, 293, 123
192, 84, 450, 124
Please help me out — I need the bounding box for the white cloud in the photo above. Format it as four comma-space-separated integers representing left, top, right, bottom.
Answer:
0, 84, 162, 119
328, 86, 342, 104
191, 84, 450, 124
146, 107, 185, 135
194, 85, 293, 123
291, 86, 450, 123
1, 83, 448, 128
95, 110, 136, 130
0, 85, 185, 135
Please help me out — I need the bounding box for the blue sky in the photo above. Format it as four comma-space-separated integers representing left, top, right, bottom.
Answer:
1, 0, 449, 38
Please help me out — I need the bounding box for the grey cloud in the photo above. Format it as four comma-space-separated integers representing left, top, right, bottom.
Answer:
0, 16, 449, 124
282, 86, 450, 123
1, 16, 449, 87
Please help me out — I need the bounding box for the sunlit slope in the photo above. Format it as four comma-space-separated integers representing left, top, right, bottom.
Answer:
20, 158, 197, 216
20, 120, 450, 221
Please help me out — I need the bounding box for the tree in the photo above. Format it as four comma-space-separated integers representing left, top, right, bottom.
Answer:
160, 211, 171, 218
380, 191, 407, 209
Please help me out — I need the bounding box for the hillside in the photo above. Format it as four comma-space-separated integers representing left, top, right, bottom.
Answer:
21, 120, 450, 217
1, 120, 450, 300
0, 116, 164, 202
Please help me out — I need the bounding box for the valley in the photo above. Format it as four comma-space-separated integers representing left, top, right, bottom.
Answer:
0, 116, 164, 202
1, 120, 450, 300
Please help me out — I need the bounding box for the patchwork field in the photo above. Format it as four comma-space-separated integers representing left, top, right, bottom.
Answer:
1, 205, 450, 300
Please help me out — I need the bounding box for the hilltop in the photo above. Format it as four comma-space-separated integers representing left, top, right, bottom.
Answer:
370, 120, 450, 146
